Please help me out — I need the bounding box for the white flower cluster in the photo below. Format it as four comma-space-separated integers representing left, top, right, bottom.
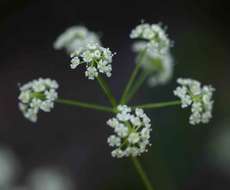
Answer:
174, 78, 215, 125
131, 23, 173, 87
70, 43, 114, 80
18, 78, 59, 122
130, 23, 171, 56
54, 26, 100, 53
107, 105, 152, 158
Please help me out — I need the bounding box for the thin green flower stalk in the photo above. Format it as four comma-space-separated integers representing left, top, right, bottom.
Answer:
132, 100, 181, 110
56, 98, 115, 113
126, 69, 151, 103
131, 157, 155, 190
120, 49, 146, 104
96, 75, 117, 107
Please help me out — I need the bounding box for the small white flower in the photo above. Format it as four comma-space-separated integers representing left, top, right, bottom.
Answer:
19, 91, 31, 103
106, 118, 119, 128
70, 57, 81, 69
114, 124, 129, 137
107, 135, 121, 147
32, 79, 46, 92
128, 132, 140, 144
174, 86, 192, 108
174, 78, 215, 125
45, 89, 58, 101
111, 149, 124, 158
85, 66, 98, 80
130, 116, 142, 127
94, 50, 101, 58
135, 108, 145, 117
141, 127, 151, 139
107, 105, 152, 158
117, 112, 131, 121
30, 98, 42, 108
97, 60, 112, 77
24, 108, 38, 122
40, 100, 54, 112
70, 43, 115, 80
54, 26, 100, 54
82, 50, 93, 62
117, 105, 131, 113
18, 78, 59, 122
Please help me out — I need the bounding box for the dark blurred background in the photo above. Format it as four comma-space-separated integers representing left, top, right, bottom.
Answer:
0, 0, 230, 189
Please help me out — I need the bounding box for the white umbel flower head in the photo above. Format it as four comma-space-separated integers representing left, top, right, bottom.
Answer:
107, 105, 152, 158
130, 23, 171, 56
18, 78, 59, 122
70, 43, 115, 80
54, 26, 100, 53
173, 78, 215, 125
131, 23, 174, 87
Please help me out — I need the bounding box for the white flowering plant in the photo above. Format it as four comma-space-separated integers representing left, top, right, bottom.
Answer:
17, 23, 215, 190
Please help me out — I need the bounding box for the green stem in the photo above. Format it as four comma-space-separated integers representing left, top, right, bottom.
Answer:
132, 100, 181, 109
96, 75, 117, 107
131, 157, 155, 190
56, 98, 115, 113
120, 50, 146, 104
126, 70, 150, 103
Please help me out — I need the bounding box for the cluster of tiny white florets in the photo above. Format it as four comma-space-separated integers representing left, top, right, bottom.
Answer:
70, 43, 114, 80
174, 78, 215, 125
54, 26, 100, 53
18, 78, 58, 122
131, 23, 173, 87
107, 105, 152, 158
130, 23, 171, 56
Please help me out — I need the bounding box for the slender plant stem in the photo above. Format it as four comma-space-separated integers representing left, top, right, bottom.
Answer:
96, 75, 117, 107
120, 50, 146, 104
56, 98, 115, 113
131, 157, 155, 190
132, 100, 181, 110
126, 70, 150, 103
